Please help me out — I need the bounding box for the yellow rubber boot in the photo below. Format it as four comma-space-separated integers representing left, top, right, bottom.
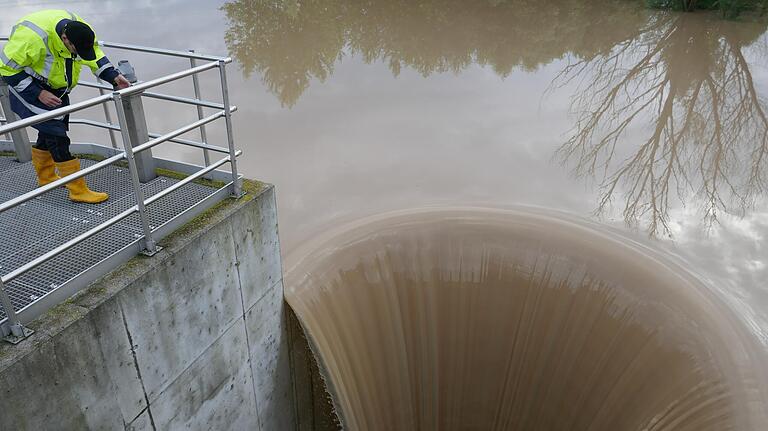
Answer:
31, 147, 61, 186
55, 159, 109, 204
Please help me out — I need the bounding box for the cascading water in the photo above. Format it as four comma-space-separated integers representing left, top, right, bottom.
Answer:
285, 208, 768, 430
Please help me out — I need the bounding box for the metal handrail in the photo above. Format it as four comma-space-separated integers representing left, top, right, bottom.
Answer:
68, 118, 234, 154
0, 94, 114, 136
190, 50, 211, 166
120, 61, 226, 96
0, 36, 226, 61
95, 78, 118, 148
68, 118, 120, 131
0, 61, 222, 137
0, 65, 230, 210
79, 80, 228, 110
146, 151, 240, 206
2, 206, 138, 284
99, 41, 227, 62
133, 110, 228, 153
0, 37, 243, 340
4, 152, 240, 323
0, 152, 240, 287
0, 117, 11, 139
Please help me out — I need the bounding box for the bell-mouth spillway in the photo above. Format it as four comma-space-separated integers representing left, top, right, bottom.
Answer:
285, 207, 768, 430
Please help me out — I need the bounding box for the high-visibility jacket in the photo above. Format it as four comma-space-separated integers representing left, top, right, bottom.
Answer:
0, 9, 119, 99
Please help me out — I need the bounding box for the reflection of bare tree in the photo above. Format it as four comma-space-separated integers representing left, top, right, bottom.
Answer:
556, 13, 768, 236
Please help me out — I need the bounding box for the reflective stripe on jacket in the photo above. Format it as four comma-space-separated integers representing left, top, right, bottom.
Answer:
0, 9, 119, 93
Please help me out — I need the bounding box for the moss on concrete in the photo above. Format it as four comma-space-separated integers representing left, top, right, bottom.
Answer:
155, 167, 228, 189
159, 178, 265, 246
0, 345, 12, 361
46, 300, 83, 321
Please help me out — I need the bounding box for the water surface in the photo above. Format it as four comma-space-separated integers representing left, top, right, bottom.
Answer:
4, 1, 768, 428
285, 207, 768, 429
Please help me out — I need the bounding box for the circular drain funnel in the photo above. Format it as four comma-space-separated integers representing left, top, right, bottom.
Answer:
285, 208, 768, 430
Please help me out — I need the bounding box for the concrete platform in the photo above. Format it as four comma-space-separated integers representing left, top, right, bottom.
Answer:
0, 182, 306, 430
0, 155, 220, 323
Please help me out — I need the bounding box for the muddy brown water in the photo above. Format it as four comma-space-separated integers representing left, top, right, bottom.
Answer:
3, 0, 768, 429
285, 208, 768, 429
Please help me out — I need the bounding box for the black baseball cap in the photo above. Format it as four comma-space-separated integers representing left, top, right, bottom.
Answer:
63, 21, 97, 61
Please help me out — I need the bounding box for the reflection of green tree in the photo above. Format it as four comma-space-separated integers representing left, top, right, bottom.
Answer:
221, 0, 644, 106
649, 0, 768, 18
555, 13, 768, 236
222, 0, 345, 106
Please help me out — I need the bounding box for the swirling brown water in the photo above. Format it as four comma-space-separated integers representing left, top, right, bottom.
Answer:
285, 208, 768, 430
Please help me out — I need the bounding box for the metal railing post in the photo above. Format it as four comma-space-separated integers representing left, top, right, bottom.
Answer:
0, 80, 32, 162
0, 279, 33, 343
218, 60, 243, 197
190, 50, 211, 167
119, 92, 157, 182
0, 116, 9, 141
97, 78, 119, 149
113, 92, 159, 256
0, 44, 243, 335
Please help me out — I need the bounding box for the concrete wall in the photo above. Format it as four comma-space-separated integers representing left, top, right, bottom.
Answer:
0, 184, 302, 430
287, 308, 342, 431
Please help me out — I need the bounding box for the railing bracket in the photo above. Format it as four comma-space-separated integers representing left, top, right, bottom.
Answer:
140, 245, 162, 257
3, 323, 34, 344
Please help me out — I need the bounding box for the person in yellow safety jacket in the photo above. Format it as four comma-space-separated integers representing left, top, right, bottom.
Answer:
0, 10, 131, 204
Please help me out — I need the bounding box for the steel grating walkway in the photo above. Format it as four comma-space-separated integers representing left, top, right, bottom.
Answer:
0, 155, 219, 321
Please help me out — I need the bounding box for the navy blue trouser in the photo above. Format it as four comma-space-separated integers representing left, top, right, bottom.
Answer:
35, 132, 73, 162
5, 78, 74, 162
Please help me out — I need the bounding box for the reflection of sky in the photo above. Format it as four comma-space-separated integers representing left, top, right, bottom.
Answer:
2, 2, 768, 333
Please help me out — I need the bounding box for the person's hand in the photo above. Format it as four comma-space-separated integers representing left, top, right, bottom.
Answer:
38, 90, 62, 108
113, 74, 131, 90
